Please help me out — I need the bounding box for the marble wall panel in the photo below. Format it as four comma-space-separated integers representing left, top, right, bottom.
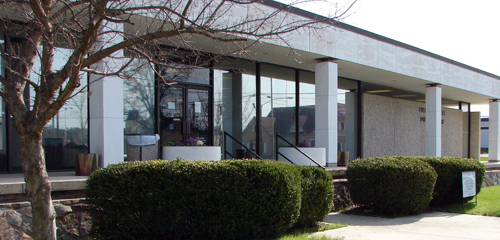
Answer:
362, 93, 464, 158
362, 93, 395, 157
309, 26, 337, 57
424, 57, 442, 83
412, 54, 426, 80
394, 99, 426, 156
442, 108, 463, 157
396, 47, 414, 76
357, 35, 378, 68
378, 41, 397, 72
335, 30, 358, 62
470, 112, 481, 160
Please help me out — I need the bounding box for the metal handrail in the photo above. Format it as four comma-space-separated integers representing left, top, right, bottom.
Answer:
275, 134, 325, 169
223, 131, 263, 160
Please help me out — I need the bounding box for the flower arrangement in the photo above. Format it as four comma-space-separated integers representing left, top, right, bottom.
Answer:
297, 140, 310, 148
164, 137, 205, 146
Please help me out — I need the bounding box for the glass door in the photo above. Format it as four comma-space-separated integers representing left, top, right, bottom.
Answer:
159, 85, 210, 146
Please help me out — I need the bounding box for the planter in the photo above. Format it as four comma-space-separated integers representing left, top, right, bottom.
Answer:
162, 146, 221, 161
278, 147, 326, 167
75, 153, 99, 176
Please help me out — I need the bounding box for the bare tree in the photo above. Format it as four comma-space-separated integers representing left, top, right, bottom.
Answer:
0, 0, 355, 239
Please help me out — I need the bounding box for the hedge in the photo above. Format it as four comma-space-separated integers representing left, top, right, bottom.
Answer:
419, 157, 485, 205
346, 156, 437, 215
294, 166, 335, 228
86, 159, 333, 240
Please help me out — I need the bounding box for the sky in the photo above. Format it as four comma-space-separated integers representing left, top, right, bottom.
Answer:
290, 0, 500, 116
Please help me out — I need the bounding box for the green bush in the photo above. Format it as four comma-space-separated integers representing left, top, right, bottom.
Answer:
294, 166, 335, 228
86, 159, 303, 240
346, 156, 437, 215
419, 157, 485, 205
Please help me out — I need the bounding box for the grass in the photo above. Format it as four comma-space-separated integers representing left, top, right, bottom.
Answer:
442, 185, 500, 217
273, 222, 346, 240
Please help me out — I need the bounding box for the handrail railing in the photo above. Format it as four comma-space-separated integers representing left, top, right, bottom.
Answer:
224, 131, 263, 160
275, 134, 325, 170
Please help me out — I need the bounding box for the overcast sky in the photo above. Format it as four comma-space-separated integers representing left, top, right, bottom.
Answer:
290, 0, 499, 116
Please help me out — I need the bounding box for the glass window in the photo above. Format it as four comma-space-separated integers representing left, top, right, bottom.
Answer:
261, 64, 296, 159
214, 59, 257, 158
123, 59, 155, 135
298, 71, 315, 147
159, 63, 210, 85
338, 78, 358, 161
29, 47, 89, 170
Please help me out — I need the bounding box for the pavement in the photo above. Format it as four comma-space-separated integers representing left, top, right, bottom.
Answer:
0, 172, 87, 195
315, 212, 500, 240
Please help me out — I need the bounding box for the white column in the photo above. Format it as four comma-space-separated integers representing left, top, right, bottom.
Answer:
425, 85, 442, 157
315, 61, 338, 166
89, 22, 125, 167
489, 100, 500, 162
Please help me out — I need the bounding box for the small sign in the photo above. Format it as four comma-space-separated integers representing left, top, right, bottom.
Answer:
168, 102, 175, 110
195, 102, 201, 113
462, 171, 476, 198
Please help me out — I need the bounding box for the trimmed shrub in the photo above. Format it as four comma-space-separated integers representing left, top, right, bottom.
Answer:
85, 159, 302, 240
419, 157, 485, 205
294, 166, 335, 228
346, 156, 437, 215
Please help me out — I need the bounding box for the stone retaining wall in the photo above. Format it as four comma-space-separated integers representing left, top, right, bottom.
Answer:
0, 199, 94, 240
483, 170, 500, 188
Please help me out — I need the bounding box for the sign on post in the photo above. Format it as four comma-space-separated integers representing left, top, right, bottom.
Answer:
461, 171, 477, 210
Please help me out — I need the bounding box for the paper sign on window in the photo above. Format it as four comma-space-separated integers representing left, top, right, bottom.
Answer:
168, 102, 175, 110
195, 102, 201, 113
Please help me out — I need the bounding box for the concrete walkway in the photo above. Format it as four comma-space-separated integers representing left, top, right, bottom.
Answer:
316, 212, 500, 240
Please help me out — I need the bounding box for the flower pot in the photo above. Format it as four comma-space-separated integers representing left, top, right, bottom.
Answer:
278, 147, 326, 167
162, 146, 221, 161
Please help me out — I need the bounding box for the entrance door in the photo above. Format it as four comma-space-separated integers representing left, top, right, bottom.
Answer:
159, 85, 210, 146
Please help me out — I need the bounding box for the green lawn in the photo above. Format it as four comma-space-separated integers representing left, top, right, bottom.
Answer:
443, 185, 500, 216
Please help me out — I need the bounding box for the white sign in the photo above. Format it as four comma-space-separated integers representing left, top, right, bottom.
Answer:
194, 102, 201, 113
462, 171, 476, 198
167, 102, 175, 110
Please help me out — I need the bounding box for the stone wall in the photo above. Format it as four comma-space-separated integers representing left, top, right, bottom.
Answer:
0, 199, 94, 240
483, 171, 500, 188
362, 93, 480, 158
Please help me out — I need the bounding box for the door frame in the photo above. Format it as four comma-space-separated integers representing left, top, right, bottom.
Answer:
156, 82, 214, 148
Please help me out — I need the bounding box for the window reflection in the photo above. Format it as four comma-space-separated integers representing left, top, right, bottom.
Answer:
261, 64, 296, 159
28, 47, 89, 170
123, 59, 155, 135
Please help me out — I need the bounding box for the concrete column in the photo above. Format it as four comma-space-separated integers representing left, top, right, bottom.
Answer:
425, 85, 442, 157
489, 100, 500, 162
315, 61, 338, 166
345, 91, 358, 161
89, 22, 125, 166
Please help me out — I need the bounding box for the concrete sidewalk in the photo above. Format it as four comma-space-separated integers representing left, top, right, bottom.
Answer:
315, 212, 500, 240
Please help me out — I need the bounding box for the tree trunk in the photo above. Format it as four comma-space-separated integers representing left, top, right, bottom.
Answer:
20, 133, 56, 240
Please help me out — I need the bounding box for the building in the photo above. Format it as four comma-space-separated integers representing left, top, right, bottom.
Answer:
1, 0, 498, 173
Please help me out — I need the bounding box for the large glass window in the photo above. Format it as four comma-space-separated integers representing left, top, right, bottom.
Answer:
261, 64, 296, 159
298, 71, 316, 147
338, 78, 359, 161
123, 59, 155, 135
214, 59, 257, 158
29, 48, 89, 170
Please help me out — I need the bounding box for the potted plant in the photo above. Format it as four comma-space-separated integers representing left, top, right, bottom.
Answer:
162, 137, 221, 161
277, 140, 326, 167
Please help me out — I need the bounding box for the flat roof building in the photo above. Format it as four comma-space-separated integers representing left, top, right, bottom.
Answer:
0, 0, 498, 172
